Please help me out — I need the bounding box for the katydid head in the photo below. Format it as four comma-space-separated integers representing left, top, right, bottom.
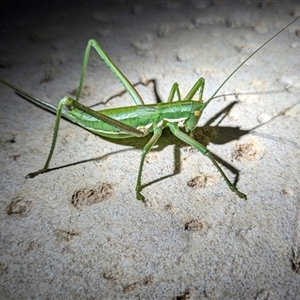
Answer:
184, 101, 205, 132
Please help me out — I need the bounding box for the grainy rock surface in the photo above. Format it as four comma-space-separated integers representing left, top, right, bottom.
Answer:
0, 1, 300, 299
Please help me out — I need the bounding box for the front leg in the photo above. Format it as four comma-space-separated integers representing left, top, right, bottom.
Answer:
168, 123, 247, 199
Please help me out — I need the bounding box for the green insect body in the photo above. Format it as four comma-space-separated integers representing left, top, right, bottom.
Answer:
68, 100, 202, 138
0, 17, 298, 201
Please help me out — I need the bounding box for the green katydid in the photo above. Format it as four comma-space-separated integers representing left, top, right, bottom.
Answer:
0, 17, 298, 201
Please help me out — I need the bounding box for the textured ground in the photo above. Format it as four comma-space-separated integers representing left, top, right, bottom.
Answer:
0, 1, 300, 299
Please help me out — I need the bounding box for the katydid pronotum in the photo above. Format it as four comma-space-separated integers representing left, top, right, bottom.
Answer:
0, 17, 298, 201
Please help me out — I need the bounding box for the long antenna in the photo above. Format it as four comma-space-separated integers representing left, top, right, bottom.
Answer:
203, 16, 300, 109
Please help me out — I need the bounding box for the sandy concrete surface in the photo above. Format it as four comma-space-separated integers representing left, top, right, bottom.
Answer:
0, 0, 300, 299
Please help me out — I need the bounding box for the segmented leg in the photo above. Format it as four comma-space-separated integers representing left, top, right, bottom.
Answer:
26, 97, 68, 178
26, 97, 145, 179
167, 78, 205, 103
136, 126, 163, 201
168, 123, 246, 199
76, 39, 145, 106
184, 78, 205, 101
